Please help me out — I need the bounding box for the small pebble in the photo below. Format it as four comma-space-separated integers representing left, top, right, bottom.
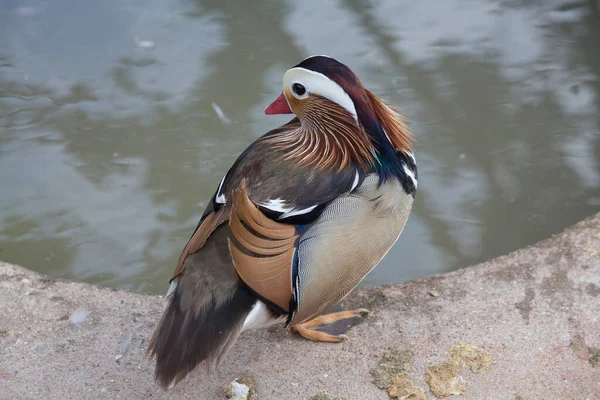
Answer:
429, 290, 441, 297
120, 334, 133, 354
132, 312, 142, 323
69, 308, 90, 324
225, 379, 250, 400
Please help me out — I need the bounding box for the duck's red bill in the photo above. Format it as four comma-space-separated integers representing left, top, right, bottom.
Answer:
265, 93, 292, 115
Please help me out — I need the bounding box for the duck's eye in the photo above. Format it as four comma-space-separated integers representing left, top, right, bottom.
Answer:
292, 83, 306, 96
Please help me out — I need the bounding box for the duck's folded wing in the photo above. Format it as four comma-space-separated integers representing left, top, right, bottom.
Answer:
228, 180, 299, 314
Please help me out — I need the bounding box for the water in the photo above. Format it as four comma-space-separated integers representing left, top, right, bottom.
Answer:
1, 0, 599, 294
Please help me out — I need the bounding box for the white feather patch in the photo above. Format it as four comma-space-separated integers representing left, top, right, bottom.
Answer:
350, 170, 360, 192
166, 277, 179, 297
403, 164, 418, 189
215, 174, 227, 204
259, 198, 288, 213
242, 301, 284, 331
260, 199, 318, 220
280, 205, 317, 219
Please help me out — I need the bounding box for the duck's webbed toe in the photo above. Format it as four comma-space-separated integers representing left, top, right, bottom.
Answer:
290, 308, 370, 343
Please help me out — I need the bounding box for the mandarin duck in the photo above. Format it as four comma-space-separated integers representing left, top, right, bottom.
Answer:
148, 55, 417, 388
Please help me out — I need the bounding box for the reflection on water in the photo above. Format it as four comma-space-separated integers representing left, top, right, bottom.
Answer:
1, 0, 599, 293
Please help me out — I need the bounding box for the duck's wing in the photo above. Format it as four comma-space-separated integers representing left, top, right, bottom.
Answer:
224, 162, 363, 315
228, 171, 413, 327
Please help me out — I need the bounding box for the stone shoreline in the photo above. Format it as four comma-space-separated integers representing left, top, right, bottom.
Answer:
1, 213, 599, 399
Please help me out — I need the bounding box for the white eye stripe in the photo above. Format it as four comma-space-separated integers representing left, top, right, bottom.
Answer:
283, 67, 358, 123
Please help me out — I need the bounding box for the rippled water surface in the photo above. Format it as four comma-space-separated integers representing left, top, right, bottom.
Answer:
1, 0, 599, 293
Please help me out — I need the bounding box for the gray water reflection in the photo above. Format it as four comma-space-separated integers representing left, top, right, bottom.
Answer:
1, 0, 598, 293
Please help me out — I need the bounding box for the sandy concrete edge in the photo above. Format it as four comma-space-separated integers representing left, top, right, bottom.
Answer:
1, 213, 599, 399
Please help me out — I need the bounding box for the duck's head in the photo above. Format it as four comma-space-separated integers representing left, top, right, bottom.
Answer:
265, 56, 361, 121
265, 55, 414, 163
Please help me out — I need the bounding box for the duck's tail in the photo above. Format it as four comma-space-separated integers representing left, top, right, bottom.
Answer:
147, 280, 256, 388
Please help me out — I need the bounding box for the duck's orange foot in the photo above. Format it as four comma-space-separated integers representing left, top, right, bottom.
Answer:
290, 308, 370, 343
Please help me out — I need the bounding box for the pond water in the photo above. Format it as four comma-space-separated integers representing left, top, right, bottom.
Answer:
1, 0, 599, 294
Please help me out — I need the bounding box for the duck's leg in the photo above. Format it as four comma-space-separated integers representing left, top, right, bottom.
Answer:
290, 308, 370, 342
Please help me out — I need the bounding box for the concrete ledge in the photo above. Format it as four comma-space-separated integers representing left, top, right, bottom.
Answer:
1, 214, 599, 399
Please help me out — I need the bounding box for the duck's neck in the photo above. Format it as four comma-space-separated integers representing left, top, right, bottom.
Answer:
266, 105, 376, 172
354, 97, 417, 194
372, 132, 417, 194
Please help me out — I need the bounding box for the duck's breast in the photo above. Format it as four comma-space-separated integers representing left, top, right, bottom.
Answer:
290, 174, 414, 325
